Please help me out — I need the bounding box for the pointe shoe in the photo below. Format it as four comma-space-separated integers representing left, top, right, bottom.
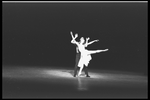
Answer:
104, 49, 108, 51
97, 50, 102, 53
77, 74, 81, 77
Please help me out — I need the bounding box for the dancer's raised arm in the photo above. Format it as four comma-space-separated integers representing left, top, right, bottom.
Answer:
70, 31, 79, 46
70, 31, 75, 39
84, 37, 90, 47
85, 37, 99, 47
88, 40, 99, 45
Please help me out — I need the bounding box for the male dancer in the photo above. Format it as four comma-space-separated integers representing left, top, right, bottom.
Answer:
73, 45, 81, 77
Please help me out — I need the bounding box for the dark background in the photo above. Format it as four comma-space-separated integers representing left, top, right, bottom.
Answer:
2, 3, 147, 74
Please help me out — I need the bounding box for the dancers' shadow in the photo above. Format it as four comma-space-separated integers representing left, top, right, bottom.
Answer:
77, 77, 88, 91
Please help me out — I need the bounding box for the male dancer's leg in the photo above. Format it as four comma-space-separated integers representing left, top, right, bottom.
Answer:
84, 66, 90, 77
74, 53, 80, 77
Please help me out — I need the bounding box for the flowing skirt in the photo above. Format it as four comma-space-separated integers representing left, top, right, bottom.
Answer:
78, 54, 92, 67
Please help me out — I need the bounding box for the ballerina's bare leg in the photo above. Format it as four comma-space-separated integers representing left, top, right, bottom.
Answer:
77, 49, 108, 77
78, 63, 89, 77
78, 65, 84, 76
78, 57, 90, 77
87, 49, 108, 55
77, 50, 99, 77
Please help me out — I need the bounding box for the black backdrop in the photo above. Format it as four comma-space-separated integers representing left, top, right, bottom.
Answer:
2, 3, 147, 74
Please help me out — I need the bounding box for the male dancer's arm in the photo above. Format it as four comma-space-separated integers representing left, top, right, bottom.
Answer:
70, 31, 79, 46
76, 47, 79, 53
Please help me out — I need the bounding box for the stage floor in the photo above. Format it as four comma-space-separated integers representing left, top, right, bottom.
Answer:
2, 66, 147, 98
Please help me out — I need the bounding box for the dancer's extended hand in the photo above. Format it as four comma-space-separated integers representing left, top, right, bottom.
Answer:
70, 31, 73, 35
86, 37, 90, 41
94, 39, 99, 42
70, 31, 78, 39
70, 31, 74, 38
75, 33, 78, 38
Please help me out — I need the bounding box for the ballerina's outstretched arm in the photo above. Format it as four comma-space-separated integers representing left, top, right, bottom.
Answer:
85, 37, 99, 47
88, 40, 99, 45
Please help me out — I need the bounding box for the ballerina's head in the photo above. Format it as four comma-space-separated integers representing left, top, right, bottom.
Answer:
80, 37, 85, 45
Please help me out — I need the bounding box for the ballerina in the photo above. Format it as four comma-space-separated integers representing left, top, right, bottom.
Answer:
70, 31, 108, 77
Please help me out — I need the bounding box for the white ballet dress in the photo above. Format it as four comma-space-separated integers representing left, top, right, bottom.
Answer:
78, 49, 92, 67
